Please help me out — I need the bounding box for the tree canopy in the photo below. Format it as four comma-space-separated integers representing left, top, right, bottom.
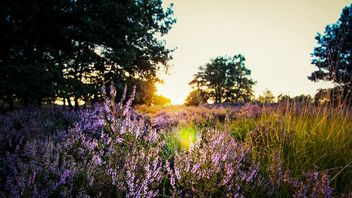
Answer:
152, 95, 171, 106
0, 0, 175, 109
184, 89, 209, 106
309, 4, 352, 104
189, 54, 255, 103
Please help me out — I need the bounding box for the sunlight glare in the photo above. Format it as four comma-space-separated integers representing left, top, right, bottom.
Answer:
156, 82, 191, 105
175, 127, 198, 150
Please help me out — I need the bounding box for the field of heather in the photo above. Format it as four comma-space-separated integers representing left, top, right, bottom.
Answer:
1, 89, 352, 197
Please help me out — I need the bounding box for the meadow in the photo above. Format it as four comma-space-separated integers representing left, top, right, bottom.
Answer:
1, 86, 352, 197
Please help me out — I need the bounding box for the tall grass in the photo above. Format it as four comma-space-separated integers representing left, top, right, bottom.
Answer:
243, 102, 352, 193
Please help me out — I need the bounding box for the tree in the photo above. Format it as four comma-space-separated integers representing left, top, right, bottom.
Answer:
189, 54, 255, 103
184, 90, 209, 106
152, 95, 171, 106
0, 0, 175, 109
257, 89, 275, 104
309, 4, 352, 104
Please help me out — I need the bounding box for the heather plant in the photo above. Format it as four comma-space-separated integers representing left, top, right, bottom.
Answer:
152, 102, 351, 196
1, 85, 163, 197
252, 151, 335, 197
100, 84, 164, 197
1, 86, 351, 197
4, 129, 104, 197
0, 108, 80, 141
165, 129, 259, 197
292, 168, 333, 197
0, 107, 82, 194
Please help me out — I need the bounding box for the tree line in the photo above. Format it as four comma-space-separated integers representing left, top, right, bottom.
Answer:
0, 0, 175, 110
1, 1, 351, 108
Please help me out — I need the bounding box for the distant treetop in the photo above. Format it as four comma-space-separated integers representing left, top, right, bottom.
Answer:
189, 54, 255, 104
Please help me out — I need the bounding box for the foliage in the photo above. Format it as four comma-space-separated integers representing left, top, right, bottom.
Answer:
152, 95, 171, 106
184, 89, 209, 106
249, 104, 352, 194
257, 89, 275, 104
190, 54, 255, 103
0, 0, 175, 109
309, 4, 352, 104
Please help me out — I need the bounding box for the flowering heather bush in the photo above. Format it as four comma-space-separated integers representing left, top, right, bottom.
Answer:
1, 85, 163, 197
100, 84, 163, 197
4, 130, 103, 197
293, 169, 333, 197
235, 103, 262, 118
259, 152, 334, 197
165, 129, 259, 197
0, 108, 80, 141
1, 86, 351, 197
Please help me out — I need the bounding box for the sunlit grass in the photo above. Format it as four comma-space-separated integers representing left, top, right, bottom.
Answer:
242, 104, 352, 193
175, 127, 198, 150
162, 126, 198, 160
136, 104, 185, 115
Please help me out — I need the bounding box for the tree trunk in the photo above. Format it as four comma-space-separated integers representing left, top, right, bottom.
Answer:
7, 97, 14, 110
74, 96, 79, 111
37, 98, 42, 108
63, 98, 66, 109
67, 97, 73, 110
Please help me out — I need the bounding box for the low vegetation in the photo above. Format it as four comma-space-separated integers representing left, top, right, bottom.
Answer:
1, 86, 351, 197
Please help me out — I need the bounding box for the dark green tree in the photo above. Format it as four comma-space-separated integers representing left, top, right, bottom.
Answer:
190, 54, 255, 103
0, 1, 63, 108
309, 4, 352, 104
0, 0, 175, 109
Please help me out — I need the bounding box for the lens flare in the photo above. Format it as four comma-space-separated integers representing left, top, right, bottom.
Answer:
175, 127, 198, 150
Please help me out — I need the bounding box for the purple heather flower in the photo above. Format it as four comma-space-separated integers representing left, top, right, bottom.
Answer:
59, 169, 75, 185
191, 163, 201, 174
92, 155, 102, 165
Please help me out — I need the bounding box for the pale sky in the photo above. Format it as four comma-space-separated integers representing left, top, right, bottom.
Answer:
157, 0, 352, 104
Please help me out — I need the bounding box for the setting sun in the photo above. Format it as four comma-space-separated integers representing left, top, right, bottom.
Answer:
156, 81, 191, 104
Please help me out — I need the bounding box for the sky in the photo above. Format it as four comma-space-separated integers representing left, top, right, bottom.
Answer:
157, 0, 352, 104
